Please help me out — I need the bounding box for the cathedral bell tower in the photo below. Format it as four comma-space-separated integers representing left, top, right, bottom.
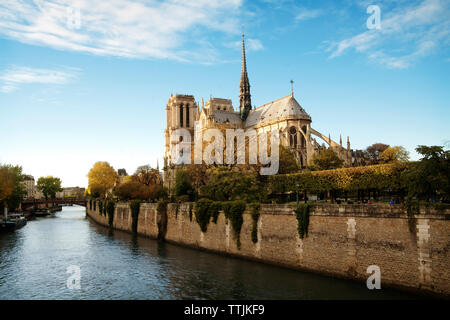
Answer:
239, 33, 252, 121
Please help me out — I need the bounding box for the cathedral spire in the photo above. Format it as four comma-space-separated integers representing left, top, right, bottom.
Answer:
239, 32, 252, 121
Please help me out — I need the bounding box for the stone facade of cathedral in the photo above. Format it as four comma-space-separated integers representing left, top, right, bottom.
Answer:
163, 34, 356, 187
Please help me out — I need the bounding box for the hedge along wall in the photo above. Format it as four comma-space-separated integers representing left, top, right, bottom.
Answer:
267, 163, 409, 194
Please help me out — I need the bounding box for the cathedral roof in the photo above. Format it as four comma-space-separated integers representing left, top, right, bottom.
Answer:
212, 111, 242, 123
244, 94, 310, 127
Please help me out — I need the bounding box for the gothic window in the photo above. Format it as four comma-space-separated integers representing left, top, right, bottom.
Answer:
289, 126, 297, 148
179, 104, 183, 127
185, 104, 189, 127
298, 126, 307, 148
302, 125, 307, 134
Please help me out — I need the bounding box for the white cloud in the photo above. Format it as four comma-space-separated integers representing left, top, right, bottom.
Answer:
295, 8, 322, 21
0, 0, 243, 63
247, 38, 264, 51
225, 38, 264, 52
327, 0, 450, 68
0, 65, 79, 93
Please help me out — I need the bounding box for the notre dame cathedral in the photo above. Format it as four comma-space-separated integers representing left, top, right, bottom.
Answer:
163, 34, 357, 183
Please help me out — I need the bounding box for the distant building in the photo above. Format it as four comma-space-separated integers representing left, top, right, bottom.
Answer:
56, 187, 86, 199
23, 175, 36, 199
118, 168, 128, 184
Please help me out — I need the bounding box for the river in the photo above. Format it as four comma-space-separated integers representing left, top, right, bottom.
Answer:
0, 205, 419, 300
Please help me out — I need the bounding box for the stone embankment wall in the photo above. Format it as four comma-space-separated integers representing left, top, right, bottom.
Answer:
86, 202, 449, 296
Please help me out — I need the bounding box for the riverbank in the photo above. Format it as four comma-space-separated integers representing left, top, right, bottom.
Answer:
86, 201, 450, 297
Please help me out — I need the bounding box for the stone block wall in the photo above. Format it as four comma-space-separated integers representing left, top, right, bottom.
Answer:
86, 201, 450, 296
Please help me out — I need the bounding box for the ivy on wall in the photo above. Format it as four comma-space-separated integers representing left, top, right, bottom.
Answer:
106, 201, 115, 228
250, 203, 260, 244
156, 200, 168, 240
222, 202, 231, 225
228, 200, 246, 250
98, 201, 103, 216
404, 198, 419, 234
89, 199, 92, 210
175, 203, 179, 219
210, 202, 221, 224
194, 199, 221, 233
195, 199, 212, 232
130, 200, 141, 234
295, 203, 311, 239
157, 200, 168, 215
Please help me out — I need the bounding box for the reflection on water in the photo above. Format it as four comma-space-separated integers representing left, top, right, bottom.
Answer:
0, 206, 419, 300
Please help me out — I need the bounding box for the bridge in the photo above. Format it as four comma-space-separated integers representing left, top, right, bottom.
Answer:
21, 199, 87, 211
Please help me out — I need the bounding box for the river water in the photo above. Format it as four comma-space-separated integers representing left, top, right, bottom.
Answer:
0, 206, 419, 300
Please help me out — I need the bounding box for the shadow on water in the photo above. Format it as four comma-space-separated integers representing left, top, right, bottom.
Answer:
156, 240, 167, 258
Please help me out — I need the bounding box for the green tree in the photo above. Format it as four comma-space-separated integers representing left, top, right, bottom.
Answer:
279, 145, 300, 174
174, 170, 195, 200
404, 145, 450, 200
36, 176, 63, 200
311, 148, 344, 170
201, 167, 262, 202
379, 146, 409, 163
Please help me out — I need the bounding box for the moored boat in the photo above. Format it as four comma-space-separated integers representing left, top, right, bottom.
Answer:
0, 216, 27, 232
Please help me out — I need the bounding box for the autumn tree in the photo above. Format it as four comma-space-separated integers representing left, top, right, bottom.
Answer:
186, 164, 208, 200
133, 165, 161, 186
311, 148, 344, 170
0, 164, 26, 211
87, 161, 118, 198
115, 181, 152, 201
0, 166, 15, 203
36, 176, 63, 200
365, 143, 390, 165
379, 146, 409, 163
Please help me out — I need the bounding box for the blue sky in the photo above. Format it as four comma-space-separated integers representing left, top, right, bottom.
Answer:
0, 0, 449, 187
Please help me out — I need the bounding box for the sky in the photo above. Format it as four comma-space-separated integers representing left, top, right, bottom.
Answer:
0, 0, 449, 188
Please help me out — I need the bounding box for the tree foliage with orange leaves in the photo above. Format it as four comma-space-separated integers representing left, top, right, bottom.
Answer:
379, 146, 409, 163
0, 164, 26, 210
88, 161, 118, 198
133, 165, 161, 186
0, 166, 15, 203
115, 181, 153, 200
